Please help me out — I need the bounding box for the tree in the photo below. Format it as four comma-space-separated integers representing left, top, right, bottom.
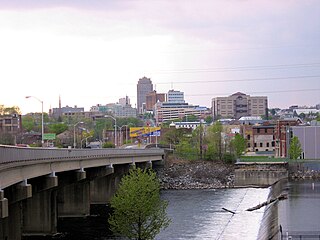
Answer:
48, 123, 68, 135
109, 168, 170, 240
205, 115, 213, 124
289, 136, 302, 160
231, 133, 247, 158
0, 105, 21, 115
206, 122, 223, 161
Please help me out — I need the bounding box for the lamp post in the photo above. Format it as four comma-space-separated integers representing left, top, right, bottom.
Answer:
73, 121, 84, 148
120, 125, 128, 146
105, 115, 117, 147
25, 96, 44, 146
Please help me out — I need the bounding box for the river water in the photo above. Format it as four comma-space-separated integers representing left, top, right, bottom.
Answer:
51, 187, 270, 240
278, 179, 320, 238
156, 188, 270, 240
28, 181, 320, 240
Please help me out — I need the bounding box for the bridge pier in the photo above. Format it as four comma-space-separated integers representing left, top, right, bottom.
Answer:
21, 174, 58, 236
90, 166, 115, 204
57, 180, 90, 218
0, 190, 8, 219
22, 190, 57, 236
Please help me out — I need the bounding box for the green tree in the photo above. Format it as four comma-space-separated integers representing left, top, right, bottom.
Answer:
109, 168, 170, 240
0, 105, 21, 115
22, 115, 35, 132
289, 136, 302, 160
231, 133, 247, 158
182, 114, 198, 122
175, 139, 198, 160
205, 115, 213, 124
163, 128, 189, 145
206, 122, 223, 161
48, 123, 68, 135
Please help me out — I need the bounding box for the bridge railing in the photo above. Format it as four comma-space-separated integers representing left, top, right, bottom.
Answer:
0, 145, 164, 164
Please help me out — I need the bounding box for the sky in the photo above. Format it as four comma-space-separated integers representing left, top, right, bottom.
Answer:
0, 0, 319, 114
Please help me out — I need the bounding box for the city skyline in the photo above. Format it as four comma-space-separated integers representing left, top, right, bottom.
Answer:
0, 0, 319, 114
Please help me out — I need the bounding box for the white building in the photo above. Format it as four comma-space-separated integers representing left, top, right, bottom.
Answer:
167, 90, 185, 104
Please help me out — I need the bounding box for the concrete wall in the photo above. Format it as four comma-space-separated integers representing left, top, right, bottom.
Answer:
234, 163, 288, 187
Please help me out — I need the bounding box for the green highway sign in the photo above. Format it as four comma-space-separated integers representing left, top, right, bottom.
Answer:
43, 133, 56, 140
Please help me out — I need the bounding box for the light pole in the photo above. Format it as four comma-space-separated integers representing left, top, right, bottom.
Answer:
105, 115, 117, 147
73, 121, 84, 148
120, 125, 128, 146
25, 96, 44, 146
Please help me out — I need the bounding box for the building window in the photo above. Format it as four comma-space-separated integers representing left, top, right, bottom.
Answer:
247, 135, 250, 140
257, 129, 260, 133
247, 143, 251, 148
260, 143, 263, 147
272, 141, 275, 147
265, 129, 267, 133
267, 142, 269, 147
254, 143, 257, 147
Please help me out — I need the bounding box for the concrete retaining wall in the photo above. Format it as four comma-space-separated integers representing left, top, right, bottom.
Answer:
234, 162, 288, 187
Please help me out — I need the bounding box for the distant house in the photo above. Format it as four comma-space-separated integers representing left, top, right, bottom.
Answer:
56, 130, 73, 147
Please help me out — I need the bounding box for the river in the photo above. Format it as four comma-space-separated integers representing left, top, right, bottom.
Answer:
278, 179, 320, 238
47, 187, 269, 240
28, 181, 320, 240
156, 188, 270, 240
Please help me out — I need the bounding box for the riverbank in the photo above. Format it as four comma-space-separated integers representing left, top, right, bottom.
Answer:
156, 157, 235, 190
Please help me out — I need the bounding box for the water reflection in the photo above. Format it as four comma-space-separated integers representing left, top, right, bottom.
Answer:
157, 188, 270, 240
278, 180, 320, 236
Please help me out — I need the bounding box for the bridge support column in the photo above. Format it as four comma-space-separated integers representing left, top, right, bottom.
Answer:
90, 166, 115, 204
136, 160, 152, 170
114, 164, 131, 191
22, 190, 57, 236
6, 180, 32, 204
7, 202, 22, 240
0, 190, 9, 240
0, 190, 8, 219
57, 180, 90, 218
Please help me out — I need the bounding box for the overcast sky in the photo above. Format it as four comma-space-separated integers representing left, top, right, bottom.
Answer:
0, 0, 319, 114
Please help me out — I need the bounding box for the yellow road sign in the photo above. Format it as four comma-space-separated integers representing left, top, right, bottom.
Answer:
129, 127, 161, 137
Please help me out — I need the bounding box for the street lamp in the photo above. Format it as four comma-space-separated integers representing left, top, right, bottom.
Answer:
120, 125, 128, 146
73, 121, 84, 148
105, 115, 117, 147
25, 96, 44, 146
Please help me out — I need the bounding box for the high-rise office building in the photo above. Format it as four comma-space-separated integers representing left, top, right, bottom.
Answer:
137, 77, 153, 114
167, 89, 185, 103
145, 91, 166, 111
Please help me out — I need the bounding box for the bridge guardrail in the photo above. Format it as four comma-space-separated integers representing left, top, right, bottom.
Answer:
0, 145, 164, 164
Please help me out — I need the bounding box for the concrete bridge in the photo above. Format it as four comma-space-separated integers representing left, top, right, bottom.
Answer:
0, 145, 165, 240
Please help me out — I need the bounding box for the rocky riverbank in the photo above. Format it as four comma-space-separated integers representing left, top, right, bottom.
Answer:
290, 169, 320, 179
156, 157, 235, 190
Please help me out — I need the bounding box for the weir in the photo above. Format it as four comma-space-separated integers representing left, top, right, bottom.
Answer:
234, 162, 288, 187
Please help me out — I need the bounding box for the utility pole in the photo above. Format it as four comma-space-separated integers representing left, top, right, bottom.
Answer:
199, 121, 203, 160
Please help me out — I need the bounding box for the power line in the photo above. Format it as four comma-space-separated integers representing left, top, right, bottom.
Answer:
156, 75, 320, 85
185, 88, 320, 97
151, 63, 320, 74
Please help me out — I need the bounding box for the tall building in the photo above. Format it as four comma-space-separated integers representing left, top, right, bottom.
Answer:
167, 89, 185, 103
212, 92, 268, 120
137, 77, 153, 114
145, 91, 166, 111
119, 96, 131, 107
